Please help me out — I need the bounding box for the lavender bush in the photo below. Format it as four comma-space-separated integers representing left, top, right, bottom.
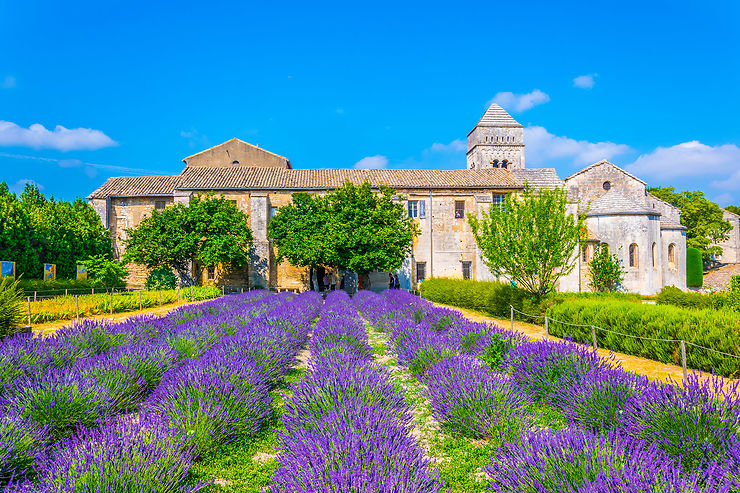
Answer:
0, 411, 49, 484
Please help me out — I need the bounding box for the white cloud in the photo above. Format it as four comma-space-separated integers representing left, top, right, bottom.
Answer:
0, 121, 116, 151
624, 141, 740, 181
10, 179, 44, 194
573, 73, 597, 89
524, 126, 632, 167
488, 89, 550, 112
0, 152, 170, 175
180, 128, 209, 149
430, 139, 466, 152
0, 76, 16, 89
353, 155, 388, 169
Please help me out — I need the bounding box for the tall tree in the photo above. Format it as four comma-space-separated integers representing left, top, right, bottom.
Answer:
0, 183, 39, 278
648, 187, 731, 261
725, 205, 740, 216
326, 181, 418, 288
267, 193, 331, 291
469, 185, 584, 297
124, 194, 253, 285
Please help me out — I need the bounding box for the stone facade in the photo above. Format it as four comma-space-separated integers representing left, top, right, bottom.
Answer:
88, 105, 688, 294
715, 209, 740, 264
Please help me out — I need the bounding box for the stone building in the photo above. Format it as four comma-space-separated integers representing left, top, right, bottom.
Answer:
715, 209, 740, 264
88, 104, 687, 295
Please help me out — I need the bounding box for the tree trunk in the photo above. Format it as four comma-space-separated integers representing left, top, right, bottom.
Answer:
309, 266, 315, 291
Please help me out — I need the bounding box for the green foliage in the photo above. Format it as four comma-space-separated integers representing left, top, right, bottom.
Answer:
408, 346, 456, 378
124, 194, 253, 285
731, 276, 740, 310
725, 205, 740, 215
0, 276, 25, 335
81, 254, 128, 289
655, 286, 732, 311
648, 187, 731, 261
268, 193, 331, 270
0, 182, 111, 279
480, 333, 511, 370
18, 278, 105, 294
547, 299, 740, 377
469, 185, 583, 297
588, 245, 625, 292
686, 247, 703, 287
145, 266, 177, 290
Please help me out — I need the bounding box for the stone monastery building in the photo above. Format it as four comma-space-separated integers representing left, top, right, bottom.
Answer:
88, 105, 690, 295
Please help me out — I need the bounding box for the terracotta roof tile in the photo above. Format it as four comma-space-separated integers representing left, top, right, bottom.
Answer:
511, 168, 563, 189
175, 167, 523, 191
87, 176, 178, 199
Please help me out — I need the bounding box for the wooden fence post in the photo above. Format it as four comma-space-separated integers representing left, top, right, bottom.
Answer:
680, 340, 687, 382
75, 295, 80, 322
27, 297, 31, 326
591, 325, 598, 352
65, 288, 68, 296
510, 305, 514, 333
33, 291, 37, 302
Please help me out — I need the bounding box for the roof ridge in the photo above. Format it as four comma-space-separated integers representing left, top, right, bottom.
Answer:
564, 160, 647, 185
182, 138, 290, 163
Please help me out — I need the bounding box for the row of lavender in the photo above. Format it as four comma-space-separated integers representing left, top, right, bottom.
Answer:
1, 290, 322, 491
355, 290, 740, 493
270, 290, 445, 492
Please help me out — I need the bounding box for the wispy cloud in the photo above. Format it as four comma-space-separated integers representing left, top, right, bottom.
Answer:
625, 141, 740, 181
353, 155, 388, 169
573, 73, 597, 89
488, 90, 550, 112
180, 128, 209, 149
524, 126, 632, 167
0, 152, 171, 176
9, 179, 44, 194
0, 76, 16, 89
430, 139, 466, 152
0, 120, 116, 151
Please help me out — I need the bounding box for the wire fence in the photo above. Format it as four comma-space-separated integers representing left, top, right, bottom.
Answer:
509, 305, 740, 382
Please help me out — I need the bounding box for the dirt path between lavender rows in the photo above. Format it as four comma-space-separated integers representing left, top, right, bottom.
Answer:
432, 302, 738, 390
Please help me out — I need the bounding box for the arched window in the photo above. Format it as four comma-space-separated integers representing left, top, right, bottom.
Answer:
668, 243, 676, 268
582, 244, 593, 262
652, 242, 657, 269
629, 243, 638, 268
232, 160, 240, 165
501, 160, 508, 169
492, 159, 499, 168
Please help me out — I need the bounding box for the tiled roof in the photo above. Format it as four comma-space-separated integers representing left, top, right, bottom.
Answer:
564, 160, 647, 185
176, 166, 523, 190
87, 176, 178, 199
660, 220, 687, 230
511, 168, 563, 189
472, 104, 522, 128
582, 190, 659, 216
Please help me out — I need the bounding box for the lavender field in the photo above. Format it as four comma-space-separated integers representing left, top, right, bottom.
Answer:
0, 289, 738, 492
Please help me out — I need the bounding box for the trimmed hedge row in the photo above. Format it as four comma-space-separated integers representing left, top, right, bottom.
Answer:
418, 277, 642, 323
656, 286, 737, 311
547, 299, 740, 378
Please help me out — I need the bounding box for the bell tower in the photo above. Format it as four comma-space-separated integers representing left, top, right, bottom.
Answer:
466, 104, 525, 169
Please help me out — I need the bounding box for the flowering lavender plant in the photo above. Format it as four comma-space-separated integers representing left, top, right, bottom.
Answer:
0, 411, 49, 484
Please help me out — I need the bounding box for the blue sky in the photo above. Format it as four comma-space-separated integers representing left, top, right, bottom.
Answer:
1, 0, 739, 204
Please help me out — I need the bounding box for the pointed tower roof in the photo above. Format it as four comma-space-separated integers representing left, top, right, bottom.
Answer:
473, 104, 523, 128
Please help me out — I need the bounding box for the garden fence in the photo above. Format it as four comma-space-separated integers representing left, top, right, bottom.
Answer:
509, 305, 740, 382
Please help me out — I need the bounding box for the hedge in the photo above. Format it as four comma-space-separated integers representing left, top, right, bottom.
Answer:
547, 299, 740, 378
655, 286, 734, 311
686, 247, 703, 288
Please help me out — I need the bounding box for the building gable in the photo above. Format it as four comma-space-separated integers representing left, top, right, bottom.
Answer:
182, 138, 291, 169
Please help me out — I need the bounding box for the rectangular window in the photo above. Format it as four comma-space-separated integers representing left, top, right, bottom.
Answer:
407, 200, 426, 219
269, 206, 278, 219
154, 200, 166, 210
492, 193, 506, 208
416, 262, 426, 282
462, 261, 471, 280
207, 266, 215, 280
454, 200, 465, 219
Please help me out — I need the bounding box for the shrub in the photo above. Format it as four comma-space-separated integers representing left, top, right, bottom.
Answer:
657, 285, 713, 310
546, 299, 740, 377
588, 244, 625, 292
730, 275, 740, 311
426, 356, 536, 441
37, 416, 205, 493
0, 277, 24, 336
0, 411, 50, 483
618, 373, 740, 470
80, 254, 128, 289
686, 247, 703, 287
144, 266, 177, 290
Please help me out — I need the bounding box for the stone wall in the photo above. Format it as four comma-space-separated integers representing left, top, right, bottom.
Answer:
183, 139, 290, 169
566, 164, 646, 205
466, 125, 525, 170
715, 210, 740, 264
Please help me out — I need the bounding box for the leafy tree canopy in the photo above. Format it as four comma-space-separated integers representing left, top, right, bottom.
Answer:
588, 245, 624, 292
268, 181, 418, 289
81, 254, 128, 289
648, 187, 731, 261
0, 182, 110, 279
123, 194, 253, 285
725, 205, 740, 216
469, 185, 584, 297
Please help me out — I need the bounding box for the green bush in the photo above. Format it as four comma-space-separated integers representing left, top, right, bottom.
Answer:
0, 276, 25, 335
546, 299, 740, 378
656, 286, 733, 311
730, 276, 740, 311
686, 247, 703, 287
145, 267, 177, 290
18, 278, 106, 295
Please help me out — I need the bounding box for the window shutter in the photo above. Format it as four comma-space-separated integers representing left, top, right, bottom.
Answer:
419, 200, 426, 218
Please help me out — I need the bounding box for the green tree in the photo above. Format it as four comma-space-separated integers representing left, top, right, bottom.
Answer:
123, 194, 253, 285
648, 187, 731, 261
326, 181, 418, 289
81, 254, 128, 290
267, 193, 331, 291
469, 185, 584, 297
0, 183, 40, 278
588, 244, 625, 292
725, 205, 740, 216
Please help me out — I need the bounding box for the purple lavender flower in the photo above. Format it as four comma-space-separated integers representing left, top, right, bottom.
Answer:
0, 410, 50, 484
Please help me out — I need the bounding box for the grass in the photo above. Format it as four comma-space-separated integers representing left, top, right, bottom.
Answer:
186, 363, 306, 491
